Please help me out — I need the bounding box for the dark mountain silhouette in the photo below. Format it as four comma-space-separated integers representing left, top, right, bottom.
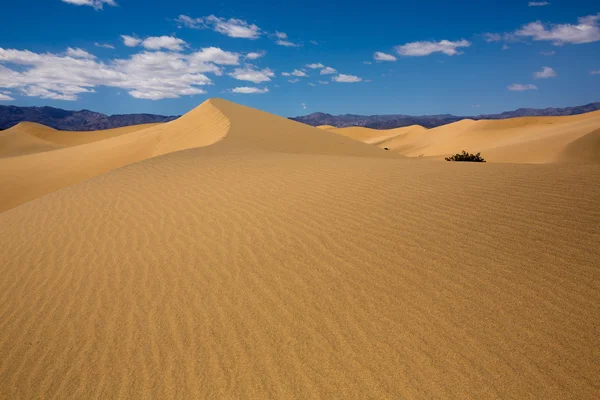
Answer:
290, 102, 600, 129
1, 102, 599, 132
0, 105, 178, 131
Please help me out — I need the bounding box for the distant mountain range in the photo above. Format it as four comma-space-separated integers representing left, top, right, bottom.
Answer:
0, 105, 178, 131
1, 102, 599, 132
290, 102, 600, 129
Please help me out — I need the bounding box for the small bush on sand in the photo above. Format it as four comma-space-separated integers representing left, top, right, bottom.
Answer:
445, 150, 486, 162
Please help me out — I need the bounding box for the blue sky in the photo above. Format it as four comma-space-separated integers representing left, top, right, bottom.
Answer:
0, 0, 599, 117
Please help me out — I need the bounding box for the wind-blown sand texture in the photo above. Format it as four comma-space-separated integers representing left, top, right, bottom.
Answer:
0, 99, 599, 399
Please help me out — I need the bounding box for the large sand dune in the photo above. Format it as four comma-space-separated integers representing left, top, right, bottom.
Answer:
1, 99, 599, 399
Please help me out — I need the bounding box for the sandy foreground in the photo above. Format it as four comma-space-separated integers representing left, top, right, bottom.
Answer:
0, 99, 599, 399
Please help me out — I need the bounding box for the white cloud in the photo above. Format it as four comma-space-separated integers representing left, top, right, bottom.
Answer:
121, 35, 142, 47
61, 0, 116, 10
320, 66, 337, 75
94, 42, 115, 49
141, 36, 186, 51
318, 80, 329, 84
288, 79, 300, 83
281, 72, 291, 76
508, 83, 538, 91
534, 66, 557, 78
332, 74, 362, 83
363, 61, 372, 65
590, 70, 600, 75
246, 51, 266, 59
528, 1, 550, 6
373, 51, 397, 61
540, 50, 556, 55
0, 92, 14, 101
502, 44, 510, 50
395, 39, 471, 56
301, 103, 307, 109
308, 83, 316, 86
309, 40, 319, 45
307, 63, 325, 69
291, 69, 307, 77
66, 47, 96, 59
229, 66, 274, 83
274, 32, 298, 47
191, 47, 239, 65
122, 35, 188, 51
231, 86, 269, 94
472, 104, 481, 108
176, 15, 261, 39
0, 47, 227, 100
174, 15, 204, 29
516, 13, 600, 45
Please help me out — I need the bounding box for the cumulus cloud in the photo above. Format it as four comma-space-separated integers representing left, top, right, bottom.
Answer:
308, 83, 316, 86
508, 83, 538, 91
528, 1, 550, 6
288, 79, 300, 83
61, 0, 116, 10
301, 103, 307, 109
363, 61, 372, 65
122, 35, 186, 51
121, 35, 142, 47
191, 47, 239, 65
320, 66, 337, 75
307, 63, 325, 69
66, 47, 96, 59
291, 69, 307, 77
318, 80, 329, 84
0, 47, 234, 100
246, 51, 266, 59
590, 70, 600, 75
332, 74, 362, 83
175, 15, 261, 39
534, 66, 557, 78
373, 51, 397, 61
229, 65, 275, 83
516, 13, 600, 45
540, 50, 556, 55
281, 72, 291, 76
231, 86, 269, 94
395, 39, 471, 56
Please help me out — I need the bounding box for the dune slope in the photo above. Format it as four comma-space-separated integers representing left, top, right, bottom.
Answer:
378, 111, 600, 163
328, 125, 427, 145
0, 99, 599, 398
0, 99, 392, 213
0, 122, 159, 157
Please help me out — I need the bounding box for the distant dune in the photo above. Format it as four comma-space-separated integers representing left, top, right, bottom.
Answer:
0, 99, 598, 399
327, 110, 600, 163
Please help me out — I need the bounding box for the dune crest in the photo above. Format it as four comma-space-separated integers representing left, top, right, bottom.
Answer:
0, 99, 394, 213
375, 111, 600, 163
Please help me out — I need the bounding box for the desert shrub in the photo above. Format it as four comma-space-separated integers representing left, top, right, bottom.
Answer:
445, 150, 486, 162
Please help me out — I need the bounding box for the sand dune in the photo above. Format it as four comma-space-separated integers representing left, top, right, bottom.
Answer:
0, 99, 391, 213
0, 99, 599, 399
374, 111, 600, 163
0, 122, 159, 157
326, 125, 426, 145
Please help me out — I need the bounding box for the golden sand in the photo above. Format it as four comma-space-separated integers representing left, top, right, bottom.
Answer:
0, 99, 599, 398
